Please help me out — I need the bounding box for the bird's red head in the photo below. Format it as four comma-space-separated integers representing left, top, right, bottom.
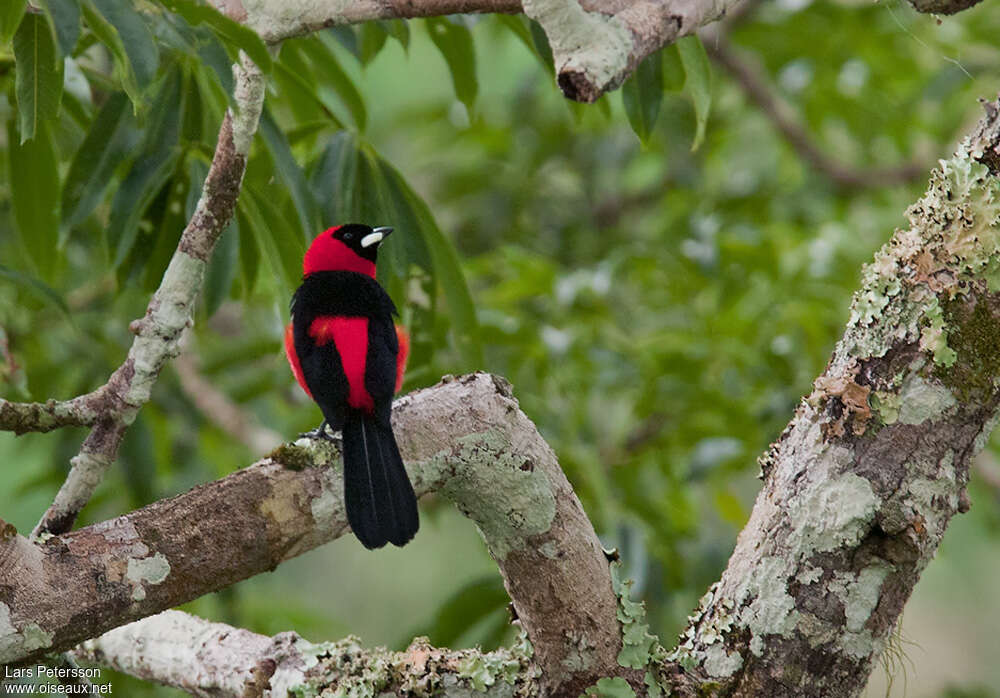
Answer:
303, 224, 393, 278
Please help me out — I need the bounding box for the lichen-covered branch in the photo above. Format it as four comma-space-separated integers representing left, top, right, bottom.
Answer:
74, 610, 537, 698
1, 373, 639, 696
29, 56, 266, 539
669, 101, 1000, 697
0, 390, 105, 435
220, 0, 738, 102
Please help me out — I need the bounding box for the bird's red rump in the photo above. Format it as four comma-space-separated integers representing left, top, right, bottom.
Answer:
309, 316, 375, 412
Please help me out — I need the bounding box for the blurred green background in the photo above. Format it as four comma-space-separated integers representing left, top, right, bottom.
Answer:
2, 0, 1000, 694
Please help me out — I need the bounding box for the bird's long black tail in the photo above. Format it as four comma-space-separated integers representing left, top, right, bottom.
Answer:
341, 409, 419, 549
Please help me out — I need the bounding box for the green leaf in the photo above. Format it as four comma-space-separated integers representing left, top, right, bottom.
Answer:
0, 0, 27, 46
7, 119, 60, 279
80, 0, 141, 107
42, 0, 81, 57
0, 264, 70, 318
237, 208, 260, 295
159, 0, 272, 74
272, 58, 345, 130
676, 35, 712, 151
358, 22, 387, 66
91, 0, 159, 88
119, 412, 157, 507
296, 36, 367, 131
62, 91, 137, 226
622, 51, 664, 144
239, 186, 304, 297
422, 576, 510, 649
203, 219, 239, 316
378, 157, 482, 368
661, 43, 684, 92
425, 18, 477, 113
193, 28, 235, 99
109, 151, 181, 268
258, 108, 319, 240
495, 15, 553, 76
13, 12, 64, 143
382, 19, 409, 52
140, 159, 194, 291
108, 70, 184, 267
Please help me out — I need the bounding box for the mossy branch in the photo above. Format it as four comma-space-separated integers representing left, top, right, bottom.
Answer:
671, 100, 1000, 697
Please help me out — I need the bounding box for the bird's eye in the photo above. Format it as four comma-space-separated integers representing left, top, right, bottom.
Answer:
343, 232, 354, 240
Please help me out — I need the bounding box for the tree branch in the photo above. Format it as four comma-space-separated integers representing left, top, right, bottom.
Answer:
28, 56, 266, 539
704, 33, 926, 189
73, 610, 537, 698
0, 390, 105, 435
908, 0, 984, 15
220, 0, 739, 102
670, 99, 1000, 696
1, 373, 639, 696
173, 339, 283, 457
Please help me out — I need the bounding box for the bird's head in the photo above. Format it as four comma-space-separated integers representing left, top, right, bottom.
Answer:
303, 224, 393, 278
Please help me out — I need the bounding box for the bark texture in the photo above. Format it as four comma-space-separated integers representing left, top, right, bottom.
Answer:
2, 374, 633, 697
219, 0, 738, 102
670, 101, 1000, 697
74, 610, 538, 698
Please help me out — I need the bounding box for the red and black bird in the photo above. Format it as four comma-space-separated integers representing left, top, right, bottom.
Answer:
285, 224, 419, 549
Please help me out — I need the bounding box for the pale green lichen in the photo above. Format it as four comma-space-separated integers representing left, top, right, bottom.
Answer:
126, 552, 171, 601
838, 564, 893, 634
609, 562, 659, 670
455, 653, 521, 691
583, 677, 636, 698
843, 150, 1000, 368
521, 0, 631, 94
0, 603, 53, 663
871, 391, 902, 425
560, 630, 596, 673
895, 375, 957, 425
433, 430, 557, 561
918, 298, 958, 367
308, 465, 342, 539
787, 472, 879, 555
701, 644, 743, 678
286, 633, 533, 698
668, 583, 736, 671
907, 451, 960, 538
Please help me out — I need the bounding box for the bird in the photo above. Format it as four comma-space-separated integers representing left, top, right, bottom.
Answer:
284, 223, 419, 549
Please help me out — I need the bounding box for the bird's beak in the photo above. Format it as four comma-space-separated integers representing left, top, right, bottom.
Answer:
361, 226, 393, 248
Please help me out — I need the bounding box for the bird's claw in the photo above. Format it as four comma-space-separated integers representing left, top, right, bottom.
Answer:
299, 421, 338, 442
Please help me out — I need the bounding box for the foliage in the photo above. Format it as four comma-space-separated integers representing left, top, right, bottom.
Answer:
3, 0, 1000, 695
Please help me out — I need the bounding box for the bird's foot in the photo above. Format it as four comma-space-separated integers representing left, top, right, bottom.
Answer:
299, 421, 338, 442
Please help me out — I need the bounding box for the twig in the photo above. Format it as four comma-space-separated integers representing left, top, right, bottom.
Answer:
0, 389, 106, 435
173, 338, 283, 456
28, 56, 265, 539
705, 33, 927, 189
